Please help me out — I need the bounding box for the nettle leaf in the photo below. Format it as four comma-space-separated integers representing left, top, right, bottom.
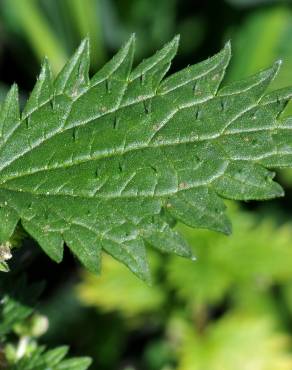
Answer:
0, 36, 292, 280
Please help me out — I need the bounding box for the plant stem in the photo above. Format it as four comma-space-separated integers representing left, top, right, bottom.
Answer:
65, 0, 106, 67
4, 0, 67, 74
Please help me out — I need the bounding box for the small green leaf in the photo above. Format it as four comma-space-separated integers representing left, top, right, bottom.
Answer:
0, 261, 9, 272
77, 253, 165, 317
0, 278, 92, 369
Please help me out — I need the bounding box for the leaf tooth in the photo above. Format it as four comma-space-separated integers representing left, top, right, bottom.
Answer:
159, 40, 231, 99
261, 59, 282, 84
167, 188, 232, 235
214, 162, 285, 201
219, 61, 282, 101
91, 34, 135, 86
261, 85, 292, 106
130, 34, 179, 81
0, 206, 19, 243
121, 36, 179, 106
0, 84, 20, 140
64, 225, 102, 274
223, 40, 232, 58
22, 57, 53, 119
2, 83, 19, 113
102, 237, 151, 282
166, 34, 180, 51
22, 219, 64, 263
54, 37, 90, 96
145, 226, 193, 259
119, 33, 136, 61
128, 32, 136, 44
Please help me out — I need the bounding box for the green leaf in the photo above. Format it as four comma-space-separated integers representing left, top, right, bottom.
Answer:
0, 278, 91, 370
0, 36, 292, 279
175, 314, 292, 370
12, 349, 92, 370
77, 253, 165, 318
0, 261, 9, 272
0, 277, 43, 338
167, 204, 292, 306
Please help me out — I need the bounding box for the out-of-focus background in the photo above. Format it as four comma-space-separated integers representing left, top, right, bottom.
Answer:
2, 0, 292, 369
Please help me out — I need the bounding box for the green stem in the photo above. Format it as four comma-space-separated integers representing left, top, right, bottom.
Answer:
5, 0, 68, 74
65, 0, 106, 67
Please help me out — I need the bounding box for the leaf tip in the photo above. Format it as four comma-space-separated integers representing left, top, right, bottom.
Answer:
167, 34, 180, 55
272, 59, 283, 77
40, 57, 52, 77
127, 33, 136, 47
261, 60, 282, 84
129, 32, 136, 40
42, 55, 50, 66
122, 33, 136, 59
77, 37, 90, 59
53, 253, 64, 264
223, 40, 232, 61
172, 34, 180, 47
222, 222, 232, 235
80, 36, 90, 48
10, 83, 19, 95
5, 83, 20, 114
85, 263, 101, 276
137, 266, 152, 284
216, 216, 233, 235
224, 40, 232, 51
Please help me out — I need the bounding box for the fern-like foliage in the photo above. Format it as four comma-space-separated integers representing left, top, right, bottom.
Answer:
0, 36, 292, 279
0, 278, 91, 369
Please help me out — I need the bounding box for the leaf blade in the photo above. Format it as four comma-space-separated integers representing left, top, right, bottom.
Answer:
0, 37, 292, 279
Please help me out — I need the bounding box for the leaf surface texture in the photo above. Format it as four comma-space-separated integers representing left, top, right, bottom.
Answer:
0, 36, 292, 279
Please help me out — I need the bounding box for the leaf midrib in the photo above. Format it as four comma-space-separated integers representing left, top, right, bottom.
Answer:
0, 161, 228, 199
0, 99, 287, 186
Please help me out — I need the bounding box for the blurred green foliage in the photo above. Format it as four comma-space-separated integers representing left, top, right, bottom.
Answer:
226, 0, 290, 7
78, 255, 165, 318
75, 205, 292, 369
227, 4, 292, 114
0, 277, 91, 369
1, 0, 292, 369
175, 314, 292, 370
0, 0, 206, 76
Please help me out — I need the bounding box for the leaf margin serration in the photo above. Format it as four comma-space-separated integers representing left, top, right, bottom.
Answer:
0, 35, 291, 281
